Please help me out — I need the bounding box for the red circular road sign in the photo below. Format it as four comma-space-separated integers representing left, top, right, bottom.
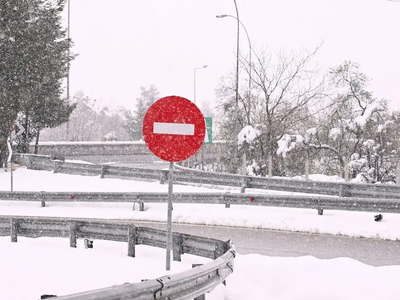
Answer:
142, 95, 205, 162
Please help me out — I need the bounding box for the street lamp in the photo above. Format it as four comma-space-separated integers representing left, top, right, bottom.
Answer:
216, 0, 241, 172
217, 14, 252, 175
216, 14, 252, 123
193, 65, 208, 104
193, 65, 207, 169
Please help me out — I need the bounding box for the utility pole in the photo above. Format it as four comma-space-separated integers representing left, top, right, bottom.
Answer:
66, 0, 70, 141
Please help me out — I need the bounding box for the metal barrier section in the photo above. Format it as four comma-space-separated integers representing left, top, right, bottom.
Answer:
0, 216, 235, 300
1, 191, 400, 215
8, 154, 400, 214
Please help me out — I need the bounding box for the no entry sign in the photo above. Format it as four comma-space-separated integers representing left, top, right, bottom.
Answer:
142, 95, 205, 162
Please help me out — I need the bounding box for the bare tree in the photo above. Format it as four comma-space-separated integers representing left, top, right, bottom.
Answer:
278, 61, 398, 182
216, 46, 324, 174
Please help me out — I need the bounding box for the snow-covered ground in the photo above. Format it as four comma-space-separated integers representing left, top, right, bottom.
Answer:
1, 168, 400, 299
0, 237, 215, 300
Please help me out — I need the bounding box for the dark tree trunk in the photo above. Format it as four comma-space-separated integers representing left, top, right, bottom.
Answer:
0, 143, 7, 168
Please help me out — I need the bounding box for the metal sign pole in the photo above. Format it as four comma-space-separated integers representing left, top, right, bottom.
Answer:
166, 161, 174, 270
141, 96, 205, 270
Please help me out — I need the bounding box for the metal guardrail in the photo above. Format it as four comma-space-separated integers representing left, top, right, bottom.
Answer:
11, 153, 400, 200
1, 191, 400, 215
0, 215, 235, 300
14, 153, 164, 181
173, 164, 400, 199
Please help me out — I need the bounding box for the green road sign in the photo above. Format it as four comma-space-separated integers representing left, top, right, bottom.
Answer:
204, 117, 212, 144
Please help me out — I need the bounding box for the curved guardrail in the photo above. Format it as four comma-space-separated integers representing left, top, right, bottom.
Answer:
11, 153, 400, 199
0, 216, 235, 300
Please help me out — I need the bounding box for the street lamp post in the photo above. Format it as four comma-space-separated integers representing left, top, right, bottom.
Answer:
193, 65, 207, 168
233, 0, 240, 173
217, 14, 252, 175
66, 0, 71, 141
216, 0, 241, 173
217, 0, 252, 174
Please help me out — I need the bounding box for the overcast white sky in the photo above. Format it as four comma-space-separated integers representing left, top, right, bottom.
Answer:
65, 0, 400, 111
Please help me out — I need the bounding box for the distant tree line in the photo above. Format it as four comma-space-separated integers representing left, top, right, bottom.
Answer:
41, 85, 161, 142
42, 84, 215, 143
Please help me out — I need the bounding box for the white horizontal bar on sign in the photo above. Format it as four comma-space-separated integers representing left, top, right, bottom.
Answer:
153, 122, 195, 135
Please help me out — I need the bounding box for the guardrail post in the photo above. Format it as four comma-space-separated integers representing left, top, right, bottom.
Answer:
240, 177, 250, 193
69, 222, 77, 248
53, 161, 62, 173
11, 219, 18, 242
133, 196, 145, 211
172, 234, 183, 262
221, 195, 230, 208
194, 292, 205, 300
339, 184, 351, 197
100, 165, 109, 178
127, 226, 137, 257
26, 155, 33, 169
40, 191, 46, 208
160, 170, 169, 184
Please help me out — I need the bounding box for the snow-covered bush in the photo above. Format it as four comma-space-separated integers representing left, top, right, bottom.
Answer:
276, 134, 305, 157
237, 125, 261, 147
